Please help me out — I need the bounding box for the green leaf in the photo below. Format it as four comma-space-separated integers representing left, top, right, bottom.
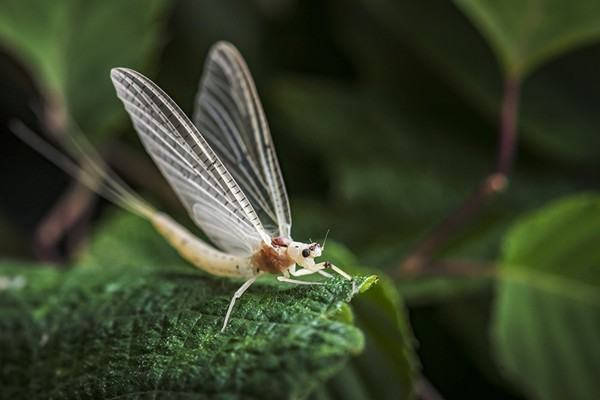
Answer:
454, 0, 600, 77
0, 0, 168, 138
0, 212, 376, 398
313, 243, 419, 400
80, 212, 417, 399
492, 193, 600, 400
0, 259, 374, 398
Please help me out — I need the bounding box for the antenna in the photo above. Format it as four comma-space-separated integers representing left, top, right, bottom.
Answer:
321, 229, 330, 250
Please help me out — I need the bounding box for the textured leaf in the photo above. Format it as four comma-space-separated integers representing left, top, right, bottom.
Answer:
493, 194, 600, 400
83, 212, 418, 399
1, 211, 380, 398
454, 0, 600, 77
0, 0, 168, 138
0, 259, 374, 399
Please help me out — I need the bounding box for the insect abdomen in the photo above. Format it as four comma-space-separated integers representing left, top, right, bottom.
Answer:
151, 212, 252, 278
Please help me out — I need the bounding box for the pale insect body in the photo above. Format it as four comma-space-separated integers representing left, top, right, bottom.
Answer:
151, 213, 251, 278
14, 41, 351, 331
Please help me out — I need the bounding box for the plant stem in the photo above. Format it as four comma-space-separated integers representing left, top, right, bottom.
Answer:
396, 76, 521, 278
497, 76, 521, 175
33, 182, 97, 262
31, 91, 99, 262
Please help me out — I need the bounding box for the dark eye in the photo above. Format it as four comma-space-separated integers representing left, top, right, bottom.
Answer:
302, 249, 310, 258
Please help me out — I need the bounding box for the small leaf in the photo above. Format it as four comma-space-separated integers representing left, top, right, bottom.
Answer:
454, 0, 600, 77
492, 194, 600, 400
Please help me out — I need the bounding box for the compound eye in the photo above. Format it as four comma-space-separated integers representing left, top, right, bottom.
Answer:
302, 248, 310, 258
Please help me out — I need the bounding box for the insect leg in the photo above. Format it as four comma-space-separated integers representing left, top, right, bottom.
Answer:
330, 265, 352, 280
315, 262, 352, 281
277, 276, 324, 285
290, 267, 332, 278
221, 276, 257, 332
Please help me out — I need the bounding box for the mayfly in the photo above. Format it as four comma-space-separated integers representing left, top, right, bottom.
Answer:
14, 41, 351, 331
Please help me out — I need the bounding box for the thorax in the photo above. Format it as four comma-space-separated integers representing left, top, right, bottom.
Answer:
250, 241, 294, 274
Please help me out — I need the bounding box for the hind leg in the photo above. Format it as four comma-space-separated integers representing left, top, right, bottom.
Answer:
221, 276, 257, 332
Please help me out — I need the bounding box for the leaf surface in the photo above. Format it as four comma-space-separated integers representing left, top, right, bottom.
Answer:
0, 213, 375, 399
87, 213, 419, 399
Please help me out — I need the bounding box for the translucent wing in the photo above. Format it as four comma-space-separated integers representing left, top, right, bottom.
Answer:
193, 42, 292, 238
111, 68, 269, 256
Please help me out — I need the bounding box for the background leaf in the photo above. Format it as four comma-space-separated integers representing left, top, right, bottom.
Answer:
454, 0, 600, 77
268, 76, 579, 266
0, 0, 169, 138
79, 210, 184, 269
354, 0, 600, 165
493, 194, 600, 400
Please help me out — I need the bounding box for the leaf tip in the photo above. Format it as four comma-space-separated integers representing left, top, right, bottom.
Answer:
358, 274, 379, 294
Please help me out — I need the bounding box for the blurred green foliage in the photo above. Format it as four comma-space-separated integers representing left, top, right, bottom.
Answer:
455, 0, 600, 77
494, 194, 600, 400
0, 0, 168, 139
0, 0, 599, 399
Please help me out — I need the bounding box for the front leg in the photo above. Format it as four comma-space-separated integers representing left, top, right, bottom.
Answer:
315, 261, 352, 280
277, 276, 324, 285
290, 266, 332, 278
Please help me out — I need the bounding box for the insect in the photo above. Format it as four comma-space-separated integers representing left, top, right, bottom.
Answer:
14, 41, 352, 331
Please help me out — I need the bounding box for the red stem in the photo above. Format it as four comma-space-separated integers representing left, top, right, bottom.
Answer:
396, 76, 521, 277
497, 77, 521, 175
